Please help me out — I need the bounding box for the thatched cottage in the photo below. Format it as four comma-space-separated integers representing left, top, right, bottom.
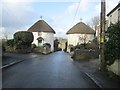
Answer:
66, 21, 95, 52
27, 19, 55, 51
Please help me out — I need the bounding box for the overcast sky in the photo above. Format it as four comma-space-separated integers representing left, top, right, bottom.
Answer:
0, 0, 120, 39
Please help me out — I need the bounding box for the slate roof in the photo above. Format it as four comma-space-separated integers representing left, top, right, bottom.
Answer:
27, 20, 55, 34
66, 22, 95, 34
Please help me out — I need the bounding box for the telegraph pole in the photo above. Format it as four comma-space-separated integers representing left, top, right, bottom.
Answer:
99, 0, 107, 71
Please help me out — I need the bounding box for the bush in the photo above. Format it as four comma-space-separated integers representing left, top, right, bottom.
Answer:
74, 44, 85, 50
72, 49, 99, 61
70, 47, 75, 52
14, 31, 33, 44
14, 31, 34, 49
43, 43, 51, 48
7, 39, 14, 47
1, 39, 7, 53
74, 42, 99, 50
31, 44, 37, 49
2, 45, 5, 53
105, 22, 120, 65
57, 48, 62, 51
2, 39, 7, 47
92, 37, 98, 44
13, 31, 34, 53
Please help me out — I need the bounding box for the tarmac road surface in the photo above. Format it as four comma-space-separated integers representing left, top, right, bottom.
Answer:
2, 51, 99, 88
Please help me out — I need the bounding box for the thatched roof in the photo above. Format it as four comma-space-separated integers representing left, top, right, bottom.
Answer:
66, 22, 95, 34
27, 20, 55, 34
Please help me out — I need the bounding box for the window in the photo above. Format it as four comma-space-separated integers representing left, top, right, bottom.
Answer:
38, 32, 42, 36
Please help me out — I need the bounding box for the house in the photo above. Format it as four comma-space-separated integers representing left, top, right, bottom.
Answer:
27, 19, 55, 51
58, 38, 67, 51
106, 2, 120, 76
66, 21, 95, 52
107, 2, 120, 27
95, 3, 120, 43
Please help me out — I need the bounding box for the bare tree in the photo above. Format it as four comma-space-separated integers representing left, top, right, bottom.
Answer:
1, 30, 10, 40
91, 16, 100, 31
86, 21, 91, 27
78, 34, 88, 47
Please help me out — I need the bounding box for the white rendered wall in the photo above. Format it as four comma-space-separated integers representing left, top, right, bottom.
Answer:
107, 9, 119, 27
67, 34, 94, 52
32, 32, 54, 51
32, 32, 39, 46
42, 32, 54, 51
108, 60, 120, 76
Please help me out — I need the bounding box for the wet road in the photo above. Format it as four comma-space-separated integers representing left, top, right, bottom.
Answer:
2, 51, 99, 88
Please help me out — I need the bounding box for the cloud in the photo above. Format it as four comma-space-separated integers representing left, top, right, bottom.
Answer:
0, 26, 30, 39
95, 3, 101, 14
2, 1, 36, 28
106, 0, 119, 13
95, 0, 120, 14
66, 0, 89, 14
79, 0, 89, 12
54, 27, 67, 38
67, 3, 79, 14
1, 0, 38, 39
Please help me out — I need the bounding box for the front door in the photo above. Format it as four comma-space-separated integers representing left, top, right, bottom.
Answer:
38, 40, 42, 48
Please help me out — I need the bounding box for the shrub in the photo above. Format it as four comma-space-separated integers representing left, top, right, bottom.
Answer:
2, 45, 5, 53
2, 39, 7, 47
14, 31, 34, 49
57, 48, 62, 51
13, 31, 34, 53
1, 39, 7, 53
14, 31, 33, 44
31, 44, 37, 49
70, 47, 75, 52
92, 37, 98, 44
74, 43, 98, 50
72, 49, 99, 61
43, 43, 51, 48
7, 39, 14, 47
75, 44, 85, 50
105, 22, 120, 65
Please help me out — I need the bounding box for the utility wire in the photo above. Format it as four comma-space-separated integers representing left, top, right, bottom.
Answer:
70, 0, 81, 27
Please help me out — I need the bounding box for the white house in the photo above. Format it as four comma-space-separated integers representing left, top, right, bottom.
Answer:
107, 2, 120, 27
27, 19, 55, 51
66, 21, 95, 52
106, 2, 120, 76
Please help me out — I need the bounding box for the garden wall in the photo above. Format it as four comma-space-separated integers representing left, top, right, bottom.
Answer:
107, 60, 120, 76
